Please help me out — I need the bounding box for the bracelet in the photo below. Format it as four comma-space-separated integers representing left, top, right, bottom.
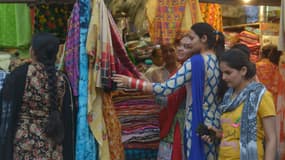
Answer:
128, 77, 132, 88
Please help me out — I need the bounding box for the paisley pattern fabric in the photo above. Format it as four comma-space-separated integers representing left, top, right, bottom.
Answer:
153, 54, 221, 160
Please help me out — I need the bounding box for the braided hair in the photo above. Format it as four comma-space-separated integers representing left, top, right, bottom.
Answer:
31, 32, 64, 144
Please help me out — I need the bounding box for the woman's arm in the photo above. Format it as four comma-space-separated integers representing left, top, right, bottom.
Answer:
112, 59, 193, 96
263, 116, 277, 160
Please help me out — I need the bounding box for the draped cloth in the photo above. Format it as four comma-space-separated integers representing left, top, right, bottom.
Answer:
64, 2, 80, 96
76, 0, 98, 160
146, 0, 202, 44
220, 82, 266, 160
186, 54, 205, 160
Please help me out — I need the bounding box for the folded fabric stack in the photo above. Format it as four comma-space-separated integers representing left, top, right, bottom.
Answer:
112, 90, 160, 160
239, 30, 260, 63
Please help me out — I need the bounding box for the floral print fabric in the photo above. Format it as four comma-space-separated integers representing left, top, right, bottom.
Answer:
13, 63, 65, 160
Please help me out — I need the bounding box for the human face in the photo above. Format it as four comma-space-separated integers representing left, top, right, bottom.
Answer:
187, 29, 203, 54
220, 61, 246, 89
152, 49, 164, 66
176, 36, 193, 62
162, 46, 177, 65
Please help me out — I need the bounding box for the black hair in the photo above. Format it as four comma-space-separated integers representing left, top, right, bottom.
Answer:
262, 44, 282, 65
31, 32, 63, 144
191, 22, 225, 58
261, 44, 277, 58
220, 49, 256, 80
191, 22, 227, 99
231, 43, 250, 60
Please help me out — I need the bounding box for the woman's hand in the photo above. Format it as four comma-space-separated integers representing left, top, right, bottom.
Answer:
201, 126, 223, 143
112, 74, 130, 88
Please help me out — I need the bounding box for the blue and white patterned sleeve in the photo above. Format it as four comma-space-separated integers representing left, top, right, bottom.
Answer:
152, 58, 192, 96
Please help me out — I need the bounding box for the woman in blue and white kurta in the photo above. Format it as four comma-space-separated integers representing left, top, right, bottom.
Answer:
113, 22, 226, 160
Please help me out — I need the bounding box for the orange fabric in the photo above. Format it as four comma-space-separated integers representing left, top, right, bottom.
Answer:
150, 0, 186, 44
199, 3, 223, 31
277, 64, 285, 159
256, 59, 280, 105
102, 92, 125, 160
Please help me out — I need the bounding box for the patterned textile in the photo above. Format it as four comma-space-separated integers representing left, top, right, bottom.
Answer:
102, 92, 125, 160
0, 70, 7, 91
64, 2, 80, 96
256, 59, 279, 104
153, 54, 221, 160
146, 0, 202, 44
125, 149, 158, 160
0, 4, 31, 47
109, 12, 141, 78
76, 0, 98, 159
150, 0, 186, 44
13, 63, 65, 159
220, 82, 266, 160
200, 3, 223, 31
34, 4, 73, 42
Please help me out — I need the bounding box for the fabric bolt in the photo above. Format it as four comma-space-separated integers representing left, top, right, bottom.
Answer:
153, 54, 221, 160
125, 149, 158, 160
76, 0, 98, 159
64, 2, 80, 96
0, 4, 31, 47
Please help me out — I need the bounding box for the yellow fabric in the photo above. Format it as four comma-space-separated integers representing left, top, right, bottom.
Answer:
146, 0, 202, 43
86, 0, 111, 159
199, 3, 223, 31
180, 0, 203, 32
219, 91, 276, 160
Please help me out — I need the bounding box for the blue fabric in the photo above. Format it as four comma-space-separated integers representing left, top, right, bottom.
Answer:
221, 82, 266, 160
76, 0, 98, 160
189, 54, 205, 160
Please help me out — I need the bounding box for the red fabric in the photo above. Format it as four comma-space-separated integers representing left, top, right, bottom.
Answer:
159, 77, 186, 138
171, 122, 182, 160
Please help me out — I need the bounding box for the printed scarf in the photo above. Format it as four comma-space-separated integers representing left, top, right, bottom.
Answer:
221, 82, 266, 160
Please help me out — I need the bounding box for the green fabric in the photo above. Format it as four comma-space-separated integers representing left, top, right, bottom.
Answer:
0, 4, 32, 48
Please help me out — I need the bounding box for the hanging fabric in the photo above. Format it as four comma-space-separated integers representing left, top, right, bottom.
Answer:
64, 2, 80, 96
200, 3, 223, 32
146, 0, 202, 44
0, 4, 31, 47
76, 0, 99, 159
